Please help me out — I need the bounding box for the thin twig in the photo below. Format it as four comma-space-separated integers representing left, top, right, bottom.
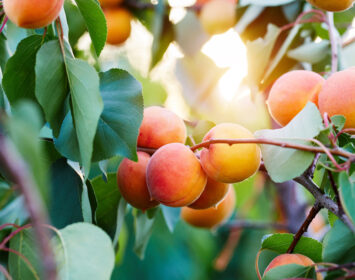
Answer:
328, 170, 342, 210
317, 262, 355, 273
326, 12, 339, 74
0, 264, 12, 280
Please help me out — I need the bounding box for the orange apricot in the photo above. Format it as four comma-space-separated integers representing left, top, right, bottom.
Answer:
188, 177, 230, 209
104, 7, 132, 45
181, 186, 236, 228
267, 70, 325, 126
318, 69, 355, 128
200, 123, 261, 183
264, 254, 322, 280
199, 0, 236, 35
117, 152, 159, 210
3, 0, 64, 29
306, 0, 354, 12
99, 0, 124, 8
146, 143, 207, 207
138, 106, 187, 149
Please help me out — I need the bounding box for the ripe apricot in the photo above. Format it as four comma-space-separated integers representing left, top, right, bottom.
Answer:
264, 254, 321, 280
181, 186, 236, 228
318, 69, 355, 128
117, 152, 159, 210
199, 0, 236, 35
200, 123, 261, 183
267, 70, 325, 126
306, 0, 354, 12
146, 143, 207, 207
104, 7, 132, 45
188, 177, 230, 209
99, 0, 124, 8
3, 0, 64, 29
138, 106, 187, 149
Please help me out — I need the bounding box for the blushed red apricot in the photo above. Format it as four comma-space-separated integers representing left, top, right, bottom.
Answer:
199, 0, 236, 35
264, 254, 322, 280
318, 69, 355, 129
188, 177, 230, 209
117, 152, 159, 210
267, 70, 325, 126
99, 0, 124, 7
146, 143, 207, 207
306, 0, 354, 12
138, 106, 187, 149
3, 0, 64, 29
181, 187, 236, 228
200, 123, 261, 183
104, 7, 132, 45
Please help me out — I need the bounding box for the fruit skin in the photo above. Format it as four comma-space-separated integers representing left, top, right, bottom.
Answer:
306, 0, 354, 12
200, 123, 261, 183
146, 143, 207, 207
99, 0, 124, 7
138, 106, 187, 149
3, 0, 64, 29
200, 0, 236, 35
267, 70, 325, 126
188, 177, 230, 209
318, 69, 355, 129
104, 8, 132, 45
264, 254, 322, 280
117, 152, 159, 211
181, 186, 236, 228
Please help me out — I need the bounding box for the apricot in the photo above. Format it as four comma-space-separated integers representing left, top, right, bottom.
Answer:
267, 70, 325, 126
318, 69, 355, 129
104, 7, 132, 45
188, 177, 230, 209
199, 0, 236, 35
99, 0, 124, 8
3, 0, 64, 29
200, 123, 261, 183
146, 143, 207, 207
138, 106, 187, 149
264, 254, 322, 280
306, 0, 354, 12
181, 186, 236, 228
117, 151, 159, 210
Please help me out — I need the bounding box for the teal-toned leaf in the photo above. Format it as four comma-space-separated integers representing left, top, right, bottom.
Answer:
74, 0, 107, 56
261, 233, 323, 262
134, 210, 156, 259
262, 264, 315, 280
339, 172, 355, 226
3, 35, 44, 104
287, 40, 330, 64
255, 103, 324, 182
322, 220, 355, 262
161, 206, 181, 233
53, 223, 115, 279
35, 40, 68, 137
113, 198, 127, 247
0, 196, 28, 225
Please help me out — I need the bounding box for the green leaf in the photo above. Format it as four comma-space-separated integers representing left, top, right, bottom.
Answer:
3, 35, 44, 104
261, 233, 323, 262
262, 264, 315, 280
49, 159, 83, 229
74, 0, 107, 56
93, 69, 143, 162
0, 196, 28, 225
255, 103, 324, 182
53, 223, 115, 279
134, 210, 156, 259
64, 1, 87, 47
35, 40, 68, 137
9, 228, 41, 280
339, 172, 355, 226
287, 40, 330, 64
161, 206, 181, 233
91, 173, 122, 238
113, 198, 127, 247
322, 219, 355, 262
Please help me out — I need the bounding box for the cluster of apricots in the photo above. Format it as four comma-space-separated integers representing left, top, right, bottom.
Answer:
267, 68, 355, 128
99, 0, 132, 45
117, 106, 261, 229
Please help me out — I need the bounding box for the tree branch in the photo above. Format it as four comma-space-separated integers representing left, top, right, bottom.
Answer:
326, 12, 339, 74
317, 262, 355, 273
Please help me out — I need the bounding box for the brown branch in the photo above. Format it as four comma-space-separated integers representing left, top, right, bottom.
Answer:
287, 204, 322, 253
0, 135, 57, 280
317, 262, 355, 273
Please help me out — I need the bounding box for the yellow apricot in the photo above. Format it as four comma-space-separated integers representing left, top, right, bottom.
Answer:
181, 186, 236, 228
200, 123, 261, 183
104, 7, 132, 45
318, 69, 355, 129
267, 70, 325, 126
199, 0, 236, 35
306, 0, 354, 12
3, 0, 64, 29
